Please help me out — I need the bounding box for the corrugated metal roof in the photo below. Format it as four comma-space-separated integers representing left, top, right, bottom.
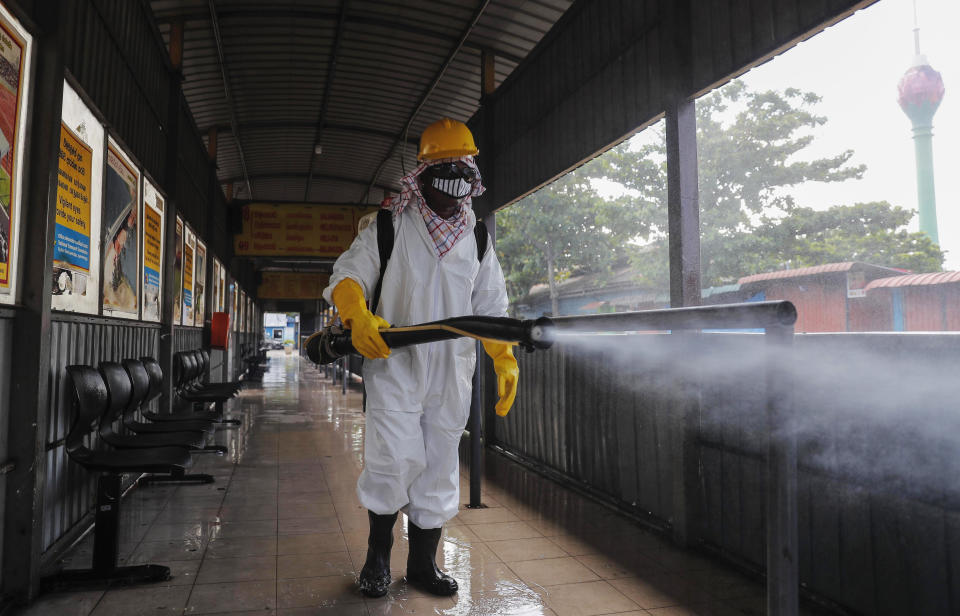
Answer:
864, 271, 960, 290
738, 262, 906, 285
149, 0, 572, 204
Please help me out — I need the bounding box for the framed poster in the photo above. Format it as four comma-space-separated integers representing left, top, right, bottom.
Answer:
53, 82, 104, 313
173, 216, 182, 324
194, 239, 206, 325
238, 290, 246, 332
101, 138, 139, 318
218, 262, 226, 311
182, 226, 195, 326
0, 5, 31, 304
210, 257, 220, 314
232, 283, 239, 332
141, 178, 164, 322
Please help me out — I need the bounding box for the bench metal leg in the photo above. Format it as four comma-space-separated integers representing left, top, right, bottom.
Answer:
138, 469, 215, 485
42, 474, 171, 591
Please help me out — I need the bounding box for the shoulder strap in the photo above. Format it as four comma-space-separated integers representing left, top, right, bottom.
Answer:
474, 218, 488, 262
370, 209, 394, 313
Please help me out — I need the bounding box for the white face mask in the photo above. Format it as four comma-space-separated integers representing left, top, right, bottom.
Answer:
431, 176, 472, 199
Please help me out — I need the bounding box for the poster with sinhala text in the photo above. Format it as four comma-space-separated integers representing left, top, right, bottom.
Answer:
54, 83, 104, 313
182, 229, 194, 326
0, 8, 30, 303
102, 142, 139, 317
194, 240, 206, 325
211, 258, 221, 313
173, 217, 182, 323
141, 180, 163, 322
53, 123, 92, 298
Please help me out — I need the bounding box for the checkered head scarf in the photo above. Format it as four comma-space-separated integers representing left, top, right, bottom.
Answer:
389, 155, 486, 258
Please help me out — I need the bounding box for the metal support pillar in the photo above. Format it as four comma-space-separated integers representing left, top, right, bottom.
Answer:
466, 50, 498, 506
159, 20, 184, 414
665, 97, 700, 548
2, 0, 64, 601
765, 324, 797, 616
341, 355, 347, 394
467, 340, 485, 508
665, 98, 700, 309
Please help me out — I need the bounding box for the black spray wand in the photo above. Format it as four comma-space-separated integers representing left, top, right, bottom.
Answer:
305, 315, 555, 365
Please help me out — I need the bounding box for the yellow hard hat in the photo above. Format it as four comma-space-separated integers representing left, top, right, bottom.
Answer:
418, 117, 479, 161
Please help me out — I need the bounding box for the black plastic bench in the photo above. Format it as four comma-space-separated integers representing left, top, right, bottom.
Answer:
138, 356, 232, 425
120, 359, 217, 437
172, 352, 241, 425
100, 361, 228, 462
43, 365, 192, 590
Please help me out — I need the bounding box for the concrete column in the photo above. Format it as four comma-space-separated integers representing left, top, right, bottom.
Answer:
2, 0, 65, 601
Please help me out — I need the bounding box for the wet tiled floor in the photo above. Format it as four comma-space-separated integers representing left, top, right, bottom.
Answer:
20, 352, 808, 616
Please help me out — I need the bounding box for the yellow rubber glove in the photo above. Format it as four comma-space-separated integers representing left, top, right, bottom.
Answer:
331, 279, 391, 359
482, 340, 519, 416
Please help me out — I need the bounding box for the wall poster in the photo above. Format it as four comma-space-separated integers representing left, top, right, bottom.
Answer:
0, 5, 31, 304
210, 258, 221, 313
194, 239, 206, 325
237, 290, 245, 332
101, 139, 139, 318
182, 226, 194, 326
141, 179, 164, 322
232, 284, 239, 332
173, 216, 182, 324
53, 83, 103, 313
215, 259, 226, 312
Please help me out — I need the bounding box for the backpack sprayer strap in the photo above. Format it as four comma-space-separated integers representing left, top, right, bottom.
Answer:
370, 209, 394, 314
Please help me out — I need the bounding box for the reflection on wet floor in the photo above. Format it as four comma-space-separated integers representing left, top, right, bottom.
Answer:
20, 351, 818, 616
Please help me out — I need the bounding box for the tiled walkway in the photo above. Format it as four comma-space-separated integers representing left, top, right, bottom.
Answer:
20, 352, 794, 616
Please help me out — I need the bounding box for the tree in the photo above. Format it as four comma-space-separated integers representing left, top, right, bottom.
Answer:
496, 160, 656, 312
497, 81, 943, 304
743, 201, 943, 274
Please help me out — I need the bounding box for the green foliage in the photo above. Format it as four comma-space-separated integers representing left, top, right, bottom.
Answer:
742, 201, 944, 274
496, 160, 654, 305
497, 81, 943, 303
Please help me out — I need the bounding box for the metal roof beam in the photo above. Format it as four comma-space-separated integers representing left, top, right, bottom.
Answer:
153, 9, 524, 64
208, 121, 418, 145
360, 0, 491, 203
219, 171, 395, 195
305, 0, 349, 200
209, 0, 254, 199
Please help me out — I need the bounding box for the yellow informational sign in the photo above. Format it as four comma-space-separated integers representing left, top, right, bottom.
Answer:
143, 204, 162, 278
173, 217, 182, 323
258, 272, 330, 299
183, 239, 194, 324
142, 194, 163, 321
54, 123, 92, 274
233, 204, 366, 257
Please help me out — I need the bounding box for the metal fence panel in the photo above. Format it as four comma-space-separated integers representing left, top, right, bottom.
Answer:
496, 331, 960, 614
42, 318, 159, 552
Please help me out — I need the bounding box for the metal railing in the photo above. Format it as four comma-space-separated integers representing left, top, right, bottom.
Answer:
486, 301, 799, 615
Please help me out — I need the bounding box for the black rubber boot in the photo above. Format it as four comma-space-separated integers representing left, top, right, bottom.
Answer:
405, 522, 458, 596
358, 511, 398, 598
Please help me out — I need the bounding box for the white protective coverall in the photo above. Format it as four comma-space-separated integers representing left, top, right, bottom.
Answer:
322, 207, 508, 529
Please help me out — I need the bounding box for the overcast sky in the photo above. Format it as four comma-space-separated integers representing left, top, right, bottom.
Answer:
740, 0, 960, 269
597, 0, 959, 271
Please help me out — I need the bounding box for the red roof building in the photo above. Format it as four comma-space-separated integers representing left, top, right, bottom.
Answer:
738, 263, 906, 332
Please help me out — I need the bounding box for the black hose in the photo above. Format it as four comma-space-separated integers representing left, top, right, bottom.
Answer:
306, 316, 554, 365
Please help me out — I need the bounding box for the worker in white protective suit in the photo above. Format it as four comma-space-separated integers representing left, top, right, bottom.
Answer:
321, 118, 517, 599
